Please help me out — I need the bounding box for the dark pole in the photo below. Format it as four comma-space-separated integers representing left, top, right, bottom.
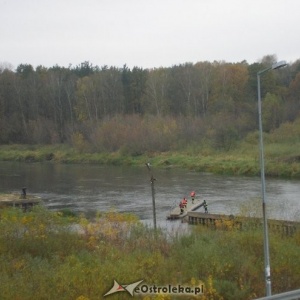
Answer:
146, 163, 157, 231
150, 175, 157, 231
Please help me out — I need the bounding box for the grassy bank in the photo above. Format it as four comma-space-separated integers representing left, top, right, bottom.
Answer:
0, 207, 299, 299
0, 142, 300, 178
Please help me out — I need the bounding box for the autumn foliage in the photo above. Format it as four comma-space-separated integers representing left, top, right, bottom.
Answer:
0, 207, 299, 299
0, 56, 299, 153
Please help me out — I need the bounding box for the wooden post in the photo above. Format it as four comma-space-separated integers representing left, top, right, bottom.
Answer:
146, 163, 157, 232
150, 175, 157, 232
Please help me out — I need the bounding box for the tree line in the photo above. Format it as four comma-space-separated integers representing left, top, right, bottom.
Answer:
0, 55, 300, 152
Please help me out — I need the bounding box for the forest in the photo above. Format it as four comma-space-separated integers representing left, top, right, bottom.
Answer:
1, 55, 300, 153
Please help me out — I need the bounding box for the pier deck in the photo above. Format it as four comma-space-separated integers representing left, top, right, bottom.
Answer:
167, 199, 204, 220
0, 193, 41, 211
186, 211, 300, 235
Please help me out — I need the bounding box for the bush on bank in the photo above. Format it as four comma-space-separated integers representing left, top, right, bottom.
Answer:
0, 207, 299, 300
1, 116, 300, 177
0, 141, 300, 178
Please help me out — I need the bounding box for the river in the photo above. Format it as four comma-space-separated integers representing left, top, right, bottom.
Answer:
0, 161, 299, 223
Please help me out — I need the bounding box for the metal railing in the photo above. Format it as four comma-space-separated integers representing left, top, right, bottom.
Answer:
254, 288, 300, 300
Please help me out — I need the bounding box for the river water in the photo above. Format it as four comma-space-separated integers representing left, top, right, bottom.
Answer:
0, 162, 299, 223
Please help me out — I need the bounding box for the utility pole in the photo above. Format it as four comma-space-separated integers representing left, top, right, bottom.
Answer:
146, 163, 157, 231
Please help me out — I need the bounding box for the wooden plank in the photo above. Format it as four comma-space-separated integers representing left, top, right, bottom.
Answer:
167, 199, 204, 220
186, 211, 300, 235
0, 193, 41, 210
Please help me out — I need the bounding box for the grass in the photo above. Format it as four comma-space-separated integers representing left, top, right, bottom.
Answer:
0, 138, 300, 178
0, 207, 300, 299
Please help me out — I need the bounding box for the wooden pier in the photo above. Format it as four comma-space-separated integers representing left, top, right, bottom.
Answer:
0, 193, 41, 211
167, 199, 204, 220
186, 211, 300, 236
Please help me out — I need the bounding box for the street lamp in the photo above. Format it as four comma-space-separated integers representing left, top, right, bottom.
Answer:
257, 60, 287, 296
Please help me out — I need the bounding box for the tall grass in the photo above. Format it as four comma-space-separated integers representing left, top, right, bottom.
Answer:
0, 207, 299, 299
0, 141, 299, 178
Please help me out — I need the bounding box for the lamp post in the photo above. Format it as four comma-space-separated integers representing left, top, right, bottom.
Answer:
257, 60, 287, 296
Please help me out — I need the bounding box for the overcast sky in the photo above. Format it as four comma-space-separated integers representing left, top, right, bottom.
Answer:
1, 0, 299, 70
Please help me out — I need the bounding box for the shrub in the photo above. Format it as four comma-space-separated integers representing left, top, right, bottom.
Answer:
0, 208, 299, 299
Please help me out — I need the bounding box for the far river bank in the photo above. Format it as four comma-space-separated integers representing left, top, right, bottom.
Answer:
0, 144, 299, 179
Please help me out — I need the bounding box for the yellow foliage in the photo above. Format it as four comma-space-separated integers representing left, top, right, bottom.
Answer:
71, 132, 88, 153
215, 218, 237, 231
12, 258, 26, 271
76, 296, 90, 300
190, 277, 197, 286
21, 215, 33, 224
78, 210, 139, 249
199, 275, 224, 300
190, 277, 205, 292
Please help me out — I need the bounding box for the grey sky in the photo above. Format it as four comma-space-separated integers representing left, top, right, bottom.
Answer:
1, 0, 299, 69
